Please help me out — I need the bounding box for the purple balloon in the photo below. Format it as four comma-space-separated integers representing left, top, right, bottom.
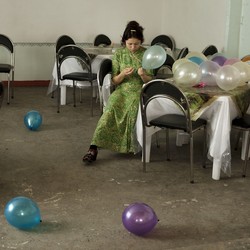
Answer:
122, 203, 158, 236
211, 55, 227, 66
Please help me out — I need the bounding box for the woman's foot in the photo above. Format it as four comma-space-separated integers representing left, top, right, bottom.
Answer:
82, 149, 98, 163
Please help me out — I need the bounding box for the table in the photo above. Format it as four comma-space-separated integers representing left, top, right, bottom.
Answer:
48, 46, 115, 105
136, 81, 250, 180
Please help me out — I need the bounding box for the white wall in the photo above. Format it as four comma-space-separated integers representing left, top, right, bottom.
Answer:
0, 0, 232, 80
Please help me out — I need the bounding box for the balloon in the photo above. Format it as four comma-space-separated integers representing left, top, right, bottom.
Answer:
223, 58, 240, 66
4, 196, 41, 230
24, 110, 42, 131
200, 61, 220, 86
142, 45, 167, 69
188, 56, 204, 65
122, 203, 158, 236
172, 58, 189, 74
173, 61, 202, 85
185, 51, 207, 62
211, 55, 227, 66
233, 61, 250, 86
215, 65, 241, 91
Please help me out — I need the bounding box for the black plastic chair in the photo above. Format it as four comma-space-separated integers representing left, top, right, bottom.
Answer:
51, 35, 76, 98
56, 45, 97, 116
0, 34, 14, 104
232, 114, 250, 177
202, 45, 218, 57
97, 58, 113, 113
0, 81, 4, 108
151, 35, 175, 51
177, 47, 189, 59
153, 54, 175, 79
140, 79, 207, 183
94, 34, 112, 47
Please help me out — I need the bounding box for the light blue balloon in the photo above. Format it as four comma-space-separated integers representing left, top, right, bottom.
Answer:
188, 56, 204, 65
4, 196, 41, 230
142, 45, 167, 69
24, 110, 42, 131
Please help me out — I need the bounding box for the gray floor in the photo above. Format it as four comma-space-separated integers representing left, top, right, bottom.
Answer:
0, 87, 250, 250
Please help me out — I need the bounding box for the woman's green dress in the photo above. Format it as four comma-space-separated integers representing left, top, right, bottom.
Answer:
91, 46, 153, 153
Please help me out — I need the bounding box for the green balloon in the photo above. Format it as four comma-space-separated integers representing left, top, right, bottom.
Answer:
142, 45, 167, 69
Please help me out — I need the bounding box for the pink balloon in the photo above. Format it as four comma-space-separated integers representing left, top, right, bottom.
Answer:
223, 58, 240, 66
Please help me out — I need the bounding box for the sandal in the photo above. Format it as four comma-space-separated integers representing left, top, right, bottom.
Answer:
82, 149, 98, 163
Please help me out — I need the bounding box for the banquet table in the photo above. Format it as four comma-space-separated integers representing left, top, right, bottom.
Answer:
48, 46, 115, 105
136, 81, 250, 180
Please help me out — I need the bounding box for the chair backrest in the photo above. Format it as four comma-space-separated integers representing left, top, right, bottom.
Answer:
140, 79, 191, 131
177, 47, 189, 59
97, 58, 112, 87
202, 45, 218, 57
151, 35, 175, 51
56, 45, 92, 81
94, 34, 112, 47
0, 34, 14, 66
241, 55, 250, 63
0, 34, 14, 53
56, 35, 75, 53
153, 54, 175, 77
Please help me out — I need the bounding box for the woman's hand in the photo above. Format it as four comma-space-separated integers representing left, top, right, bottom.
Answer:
138, 67, 153, 83
122, 67, 134, 77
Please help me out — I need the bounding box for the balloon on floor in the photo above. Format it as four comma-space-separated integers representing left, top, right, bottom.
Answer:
4, 196, 41, 230
122, 202, 158, 236
24, 110, 42, 131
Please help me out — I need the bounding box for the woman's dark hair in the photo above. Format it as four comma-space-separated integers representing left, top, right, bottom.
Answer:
121, 21, 144, 45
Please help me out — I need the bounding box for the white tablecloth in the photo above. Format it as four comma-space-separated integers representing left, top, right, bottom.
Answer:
48, 55, 112, 105
136, 95, 239, 180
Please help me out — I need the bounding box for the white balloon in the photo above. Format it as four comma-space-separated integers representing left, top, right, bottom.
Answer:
173, 61, 202, 86
215, 65, 241, 91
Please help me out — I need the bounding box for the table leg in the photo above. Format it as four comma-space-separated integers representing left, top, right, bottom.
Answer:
60, 86, 66, 105
241, 131, 250, 160
212, 158, 221, 180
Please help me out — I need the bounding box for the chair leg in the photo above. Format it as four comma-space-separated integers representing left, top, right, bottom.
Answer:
190, 135, 194, 184
57, 82, 60, 113
11, 70, 14, 99
165, 129, 170, 161
73, 81, 76, 107
234, 131, 242, 150
142, 126, 147, 172
91, 82, 93, 117
242, 132, 250, 177
7, 74, 10, 105
202, 127, 207, 168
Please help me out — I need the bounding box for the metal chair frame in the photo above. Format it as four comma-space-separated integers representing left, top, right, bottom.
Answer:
232, 114, 250, 177
140, 79, 207, 183
56, 44, 97, 116
0, 34, 15, 104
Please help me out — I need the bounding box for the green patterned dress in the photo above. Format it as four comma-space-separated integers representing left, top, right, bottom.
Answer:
91, 46, 153, 153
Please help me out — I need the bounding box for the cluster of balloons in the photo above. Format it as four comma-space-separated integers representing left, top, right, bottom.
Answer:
173, 52, 250, 91
24, 110, 42, 131
142, 45, 166, 70
4, 196, 41, 230
122, 202, 158, 236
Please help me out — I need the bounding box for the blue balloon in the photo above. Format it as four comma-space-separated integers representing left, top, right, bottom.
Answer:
142, 45, 167, 69
24, 110, 42, 131
122, 203, 158, 236
188, 56, 204, 65
4, 196, 41, 230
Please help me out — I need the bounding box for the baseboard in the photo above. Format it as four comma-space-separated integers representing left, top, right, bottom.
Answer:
2, 80, 50, 87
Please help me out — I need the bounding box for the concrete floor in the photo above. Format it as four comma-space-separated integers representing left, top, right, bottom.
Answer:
0, 87, 250, 250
